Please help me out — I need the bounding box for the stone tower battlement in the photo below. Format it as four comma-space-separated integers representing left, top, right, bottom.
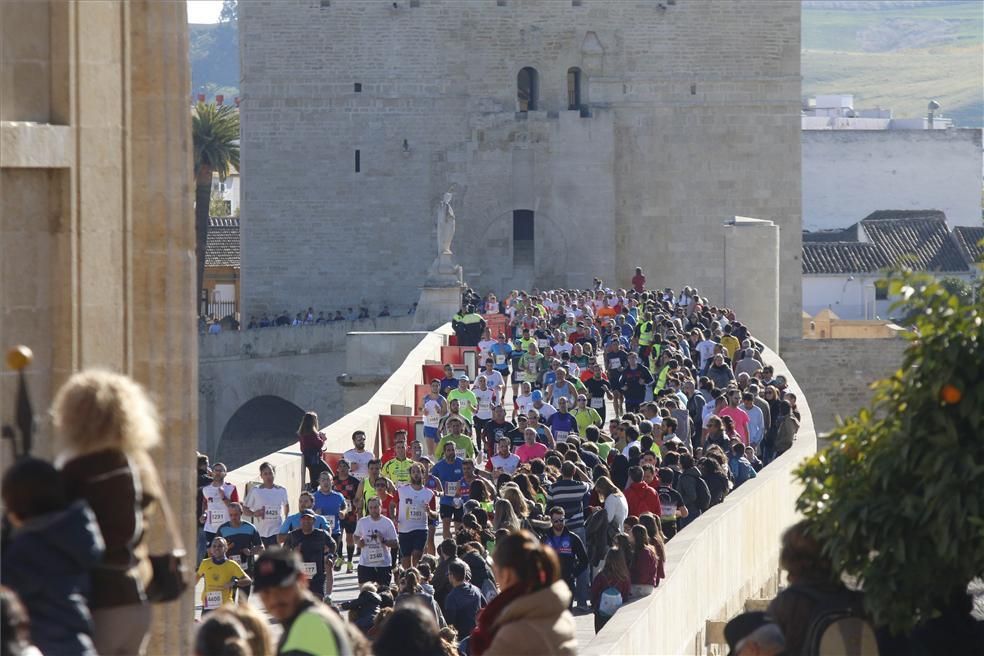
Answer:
240, 0, 802, 337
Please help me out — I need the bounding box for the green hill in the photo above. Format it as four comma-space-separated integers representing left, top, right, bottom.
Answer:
803, 0, 983, 127
189, 22, 239, 101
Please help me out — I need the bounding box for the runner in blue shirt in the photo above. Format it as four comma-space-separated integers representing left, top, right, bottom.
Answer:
312, 471, 347, 540
430, 442, 464, 541
278, 491, 328, 544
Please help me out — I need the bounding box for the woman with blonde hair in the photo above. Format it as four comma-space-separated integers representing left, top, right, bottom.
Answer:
593, 476, 629, 529
54, 370, 177, 656
216, 604, 272, 656
500, 485, 550, 534
491, 498, 520, 533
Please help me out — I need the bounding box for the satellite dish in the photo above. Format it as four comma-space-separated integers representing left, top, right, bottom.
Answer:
928, 100, 941, 111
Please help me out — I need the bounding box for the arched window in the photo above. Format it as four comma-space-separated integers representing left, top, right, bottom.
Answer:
567, 67, 582, 111
517, 67, 538, 112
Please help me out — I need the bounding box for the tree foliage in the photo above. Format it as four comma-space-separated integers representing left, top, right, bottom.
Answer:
219, 0, 238, 23
795, 268, 984, 634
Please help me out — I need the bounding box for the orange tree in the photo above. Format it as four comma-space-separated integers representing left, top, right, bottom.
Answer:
795, 270, 984, 633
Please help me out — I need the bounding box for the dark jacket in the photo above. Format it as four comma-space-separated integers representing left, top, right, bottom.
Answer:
584, 507, 619, 568
444, 582, 484, 637
61, 448, 160, 608
433, 557, 453, 608
2, 500, 105, 656
678, 466, 710, 518
542, 528, 588, 586
703, 469, 730, 506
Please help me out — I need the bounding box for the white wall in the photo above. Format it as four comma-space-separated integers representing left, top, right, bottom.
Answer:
803, 275, 877, 320
802, 129, 983, 230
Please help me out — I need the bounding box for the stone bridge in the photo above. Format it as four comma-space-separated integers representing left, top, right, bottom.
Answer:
197, 316, 414, 468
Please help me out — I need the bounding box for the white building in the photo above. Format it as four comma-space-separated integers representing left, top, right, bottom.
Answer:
211, 167, 240, 216
802, 211, 981, 320
801, 95, 982, 232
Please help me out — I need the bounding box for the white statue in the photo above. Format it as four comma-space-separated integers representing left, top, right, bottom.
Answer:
437, 190, 455, 256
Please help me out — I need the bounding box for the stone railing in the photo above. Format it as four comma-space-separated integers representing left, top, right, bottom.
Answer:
199, 315, 415, 361
583, 344, 816, 655
225, 323, 451, 499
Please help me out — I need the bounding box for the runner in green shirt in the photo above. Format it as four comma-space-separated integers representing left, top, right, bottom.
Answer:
446, 375, 478, 426
435, 417, 476, 462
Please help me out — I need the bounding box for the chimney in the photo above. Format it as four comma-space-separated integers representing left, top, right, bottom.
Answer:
216, 94, 224, 106
197, 93, 206, 103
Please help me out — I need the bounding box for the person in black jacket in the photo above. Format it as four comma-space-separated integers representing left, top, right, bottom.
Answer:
1, 458, 105, 656
698, 457, 730, 506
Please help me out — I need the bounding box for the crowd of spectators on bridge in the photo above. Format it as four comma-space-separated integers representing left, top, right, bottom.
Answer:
0, 280, 799, 656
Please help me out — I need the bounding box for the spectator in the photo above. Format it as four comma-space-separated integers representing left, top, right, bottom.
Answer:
470, 530, 577, 655
589, 547, 631, 633
443, 559, 484, 638
1, 458, 105, 656
624, 466, 663, 518
373, 597, 446, 656
628, 525, 660, 597
593, 475, 629, 529
541, 506, 589, 605
297, 412, 328, 489
193, 611, 252, 656
54, 370, 179, 656
0, 586, 44, 656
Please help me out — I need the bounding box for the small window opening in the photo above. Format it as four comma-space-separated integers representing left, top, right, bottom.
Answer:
513, 210, 535, 267
567, 67, 582, 111
354, 83, 362, 92
517, 67, 538, 112
355, 150, 361, 173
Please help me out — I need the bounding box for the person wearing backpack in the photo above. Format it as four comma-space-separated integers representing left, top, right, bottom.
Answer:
677, 453, 710, 529
728, 442, 757, 488
767, 521, 877, 656
589, 547, 631, 633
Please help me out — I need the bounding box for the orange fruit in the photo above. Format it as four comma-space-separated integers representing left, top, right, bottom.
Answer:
940, 384, 962, 405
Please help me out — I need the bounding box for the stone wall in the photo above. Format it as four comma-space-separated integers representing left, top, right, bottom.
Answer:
198, 316, 414, 465
1, 1, 196, 651
240, 0, 802, 339
780, 336, 908, 434
802, 128, 983, 231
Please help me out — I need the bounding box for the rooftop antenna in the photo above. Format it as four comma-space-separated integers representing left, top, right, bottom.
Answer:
927, 100, 940, 128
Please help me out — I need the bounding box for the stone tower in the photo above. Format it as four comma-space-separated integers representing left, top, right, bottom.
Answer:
240, 0, 802, 338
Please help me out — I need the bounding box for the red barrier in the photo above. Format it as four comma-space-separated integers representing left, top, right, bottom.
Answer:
320, 451, 344, 473
449, 334, 458, 346
377, 414, 423, 456
441, 345, 479, 365
414, 384, 430, 415
483, 313, 508, 338
422, 364, 446, 386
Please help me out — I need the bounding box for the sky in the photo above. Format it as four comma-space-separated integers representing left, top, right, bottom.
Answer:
187, 0, 223, 24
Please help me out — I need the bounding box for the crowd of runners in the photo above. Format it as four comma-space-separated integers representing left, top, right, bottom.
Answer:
188, 279, 805, 655
0, 278, 808, 656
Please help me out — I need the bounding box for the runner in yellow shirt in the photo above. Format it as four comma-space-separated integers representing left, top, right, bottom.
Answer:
381, 441, 415, 485
196, 536, 251, 613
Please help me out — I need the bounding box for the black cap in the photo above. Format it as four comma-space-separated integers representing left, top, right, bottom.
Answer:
299, 508, 316, 517
725, 611, 770, 656
253, 548, 302, 591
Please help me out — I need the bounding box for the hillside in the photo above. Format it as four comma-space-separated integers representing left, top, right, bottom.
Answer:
803, 0, 983, 127
190, 22, 239, 101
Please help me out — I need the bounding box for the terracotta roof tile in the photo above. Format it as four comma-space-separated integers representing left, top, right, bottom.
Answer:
206, 216, 240, 268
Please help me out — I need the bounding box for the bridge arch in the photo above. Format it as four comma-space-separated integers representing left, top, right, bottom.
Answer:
215, 395, 306, 469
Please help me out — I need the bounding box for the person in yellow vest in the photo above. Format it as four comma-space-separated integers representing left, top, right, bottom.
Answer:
635, 311, 656, 360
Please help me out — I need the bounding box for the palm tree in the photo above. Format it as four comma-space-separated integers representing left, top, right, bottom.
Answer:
192, 101, 240, 316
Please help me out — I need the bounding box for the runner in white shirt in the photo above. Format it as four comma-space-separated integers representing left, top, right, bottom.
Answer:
479, 360, 506, 398
354, 497, 399, 587
244, 462, 290, 546
395, 463, 438, 568
477, 327, 496, 364
420, 379, 448, 456
201, 463, 239, 542
513, 382, 534, 422
473, 376, 497, 424
343, 430, 373, 481
490, 437, 521, 476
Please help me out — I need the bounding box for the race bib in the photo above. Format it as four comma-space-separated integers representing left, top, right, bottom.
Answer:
365, 545, 385, 564
209, 510, 228, 526
590, 397, 604, 409
494, 354, 506, 365
406, 505, 425, 522
445, 481, 460, 498
264, 507, 280, 521
229, 554, 242, 565
478, 399, 491, 412
302, 562, 318, 577
455, 447, 467, 461
537, 339, 548, 348
556, 431, 569, 442
205, 591, 223, 609
609, 358, 621, 370
325, 515, 336, 532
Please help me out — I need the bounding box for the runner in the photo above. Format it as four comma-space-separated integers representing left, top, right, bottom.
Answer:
284, 509, 336, 601
381, 435, 415, 485
472, 375, 498, 443
447, 375, 478, 436
354, 459, 383, 519
196, 537, 251, 614
201, 463, 239, 550
244, 461, 290, 547
431, 442, 465, 541
330, 459, 360, 573
420, 379, 448, 456
354, 497, 399, 587
215, 502, 263, 600
394, 463, 438, 569
342, 430, 373, 482
278, 491, 329, 544
434, 417, 476, 462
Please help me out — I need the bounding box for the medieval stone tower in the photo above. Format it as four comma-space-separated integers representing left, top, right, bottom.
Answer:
240, 0, 802, 338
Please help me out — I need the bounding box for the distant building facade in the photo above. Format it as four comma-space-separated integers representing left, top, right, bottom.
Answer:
240, 0, 803, 339
802, 210, 981, 319
801, 95, 982, 232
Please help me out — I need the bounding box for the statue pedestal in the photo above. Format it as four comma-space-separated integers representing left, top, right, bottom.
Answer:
414, 254, 464, 330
